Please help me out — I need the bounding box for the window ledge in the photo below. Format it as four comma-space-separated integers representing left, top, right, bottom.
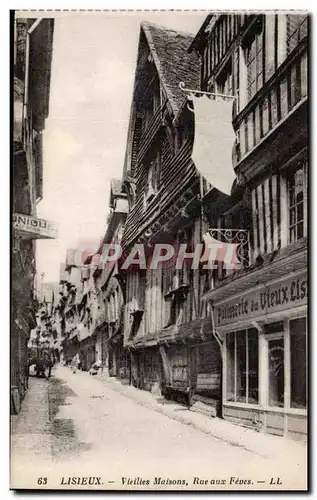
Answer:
264, 406, 307, 415
284, 408, 307, 416
223, 401, 307, 415
223, 401, 260, 410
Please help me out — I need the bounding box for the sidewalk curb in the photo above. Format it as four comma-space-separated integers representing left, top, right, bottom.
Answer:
11, 377, 53, 465
75, 369, 306, 461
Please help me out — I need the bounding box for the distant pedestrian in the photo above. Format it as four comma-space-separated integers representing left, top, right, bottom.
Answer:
71, 354, 80, 374
43, 352, 53, 378
35, 358, 46, 378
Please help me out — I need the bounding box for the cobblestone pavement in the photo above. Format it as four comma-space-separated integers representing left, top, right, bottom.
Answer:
10, 366, 307, 490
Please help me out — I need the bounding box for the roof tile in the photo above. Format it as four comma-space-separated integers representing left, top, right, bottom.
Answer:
141, 21, 200, 117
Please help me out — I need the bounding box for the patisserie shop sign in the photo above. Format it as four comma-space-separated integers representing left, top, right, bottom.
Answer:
216, 272, 307, 327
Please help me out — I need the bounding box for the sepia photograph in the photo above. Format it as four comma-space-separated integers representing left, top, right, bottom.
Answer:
11, 9, 308, 491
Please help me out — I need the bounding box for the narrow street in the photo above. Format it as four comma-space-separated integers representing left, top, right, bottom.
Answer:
11, 11, 308, 493
11, 366, 307, 490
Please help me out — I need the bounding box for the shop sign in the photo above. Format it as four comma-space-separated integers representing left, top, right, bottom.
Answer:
215, 272, 307, 327
13, 213, 58, 239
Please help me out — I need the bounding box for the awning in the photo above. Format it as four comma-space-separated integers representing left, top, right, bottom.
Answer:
202, 240, 307, 304
191, 95, 236, 196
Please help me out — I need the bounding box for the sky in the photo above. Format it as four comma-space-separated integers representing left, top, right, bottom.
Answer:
35, 11, 206, 283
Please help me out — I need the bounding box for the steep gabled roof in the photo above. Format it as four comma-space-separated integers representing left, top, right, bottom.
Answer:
122, 21, 200, 180
141, 21, 200, 118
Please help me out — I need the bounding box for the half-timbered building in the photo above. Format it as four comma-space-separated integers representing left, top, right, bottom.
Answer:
191, 13, 308, 439
92, 179, 129, 378
12, 17, 54, 413
120, 22, 223, 411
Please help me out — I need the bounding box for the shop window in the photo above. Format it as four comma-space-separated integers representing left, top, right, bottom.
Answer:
236, 333, 247, 402
286, 15, 308, 56
242, 17, 265, 101
226, 329, 259, 404
288, 163, 307, 243
268, 336, 284, 408
226, 332, 235, 401
248, 331, 259, 403
290, 317, 307, 409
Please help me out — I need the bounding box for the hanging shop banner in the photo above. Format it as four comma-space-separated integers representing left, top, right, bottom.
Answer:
215, 271, 307, 327
13, 213, 58, 239
191, 95, 236, 196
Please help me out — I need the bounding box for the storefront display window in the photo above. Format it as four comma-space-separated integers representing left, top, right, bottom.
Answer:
226, 332, 235, 401
290, 317, 307, 409
236, 334, 247, 402
226, 329, 259, 404
268, 337, 284, 407
248, 332, 259, 403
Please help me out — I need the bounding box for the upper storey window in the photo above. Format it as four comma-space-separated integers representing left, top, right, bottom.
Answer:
242, 17, 265, 101
142, 72, 161, 133
201, 15, 251, 89
286, 14, 308, 56
216, 57, 233, 96
288, 162, 307, 244
144, 149, 161, 205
